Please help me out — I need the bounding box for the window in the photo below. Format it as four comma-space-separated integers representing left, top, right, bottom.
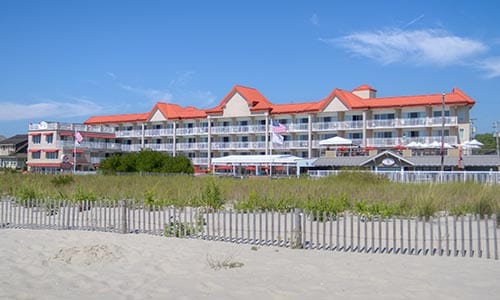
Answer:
32, 152, 41, 159
351, 115, 363, 121
46, 151, 59, 159
409, 131, 419, 137
32, 135, 41, 144
323, 116, 331, 122
348, 132, 362, 139
433, 111, 450, 117
299, 118, 308, 124
408, 112, 420, 119
45, 134, 53, 144
374, 113, 395, 120
375, 132, 392, 138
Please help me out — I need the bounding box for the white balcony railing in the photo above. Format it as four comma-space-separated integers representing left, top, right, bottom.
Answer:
29, 122, 115, 133
365, 136, 458, 148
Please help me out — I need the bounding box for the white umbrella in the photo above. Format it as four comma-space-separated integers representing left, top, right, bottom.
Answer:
429, 141, 441, 149
319, 136, 352, 146
467, 139, 484, 147
406, 141, 420, 149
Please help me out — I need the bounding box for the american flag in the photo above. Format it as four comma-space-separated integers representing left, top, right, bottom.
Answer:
271, 120, 287, 133
74, 131, 83, 144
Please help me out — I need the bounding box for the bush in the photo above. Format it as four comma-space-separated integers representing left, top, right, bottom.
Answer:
51, 175, 75, 187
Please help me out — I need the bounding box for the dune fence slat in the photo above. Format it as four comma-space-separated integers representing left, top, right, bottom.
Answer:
0, 196, 498, 260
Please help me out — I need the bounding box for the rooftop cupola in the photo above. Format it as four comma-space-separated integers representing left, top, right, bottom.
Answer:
352, 84, 377, 99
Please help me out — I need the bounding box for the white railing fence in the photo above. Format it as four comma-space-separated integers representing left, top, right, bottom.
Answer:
308, 170, 500, 184
1, 197, 497, 260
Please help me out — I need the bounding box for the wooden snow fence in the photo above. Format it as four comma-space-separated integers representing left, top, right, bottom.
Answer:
1, 196, 498, 260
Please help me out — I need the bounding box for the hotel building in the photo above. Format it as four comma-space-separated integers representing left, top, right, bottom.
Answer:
27, 84, 475, 173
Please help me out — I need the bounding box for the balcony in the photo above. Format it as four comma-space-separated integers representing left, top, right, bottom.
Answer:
29, 122, 115, 133
55, 141, 121, 151
312, 120, 363, 131
367, 117, 458, 129
365, 136, 458, 148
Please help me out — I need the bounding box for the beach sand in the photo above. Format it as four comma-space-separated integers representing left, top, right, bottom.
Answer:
1, 229, 499, 300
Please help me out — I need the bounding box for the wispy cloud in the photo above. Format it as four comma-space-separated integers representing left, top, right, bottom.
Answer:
107, 72, 116, 80
0, 98, 103, 121
477, 56, 500, 78
117, 71, 216, 107
403, 14, 425, 29
186, 90, 217, 108
118, 84, 173, 102
322, 28, 487, 66
310, 14, 320, 27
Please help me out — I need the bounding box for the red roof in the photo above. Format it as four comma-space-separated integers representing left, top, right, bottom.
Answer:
82, 84, 475, 122
361, 88, 475, 109
206, 85, 273, 114
84, 113, 149, 125
353, 84, 377, 92
149, 102, 206, 120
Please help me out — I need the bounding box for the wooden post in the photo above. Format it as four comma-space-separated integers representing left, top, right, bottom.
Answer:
493, 214, 498, 260
120, 200, 128, 234
294, 208, 303, 249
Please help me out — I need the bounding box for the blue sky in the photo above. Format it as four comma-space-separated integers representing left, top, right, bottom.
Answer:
1, 0, 500, 137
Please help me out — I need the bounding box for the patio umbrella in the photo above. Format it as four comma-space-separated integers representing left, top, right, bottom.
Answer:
467, 139, 484, 147
319, 136, 352, 146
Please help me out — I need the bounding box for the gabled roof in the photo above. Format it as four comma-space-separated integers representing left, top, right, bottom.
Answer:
0, 134, 28, 145
83, 84, 476, 123
316, 88, 368, 110
149, 102, 206, 120
85, 113, 149, 125
360, 150, 414, 166
205, 85, 273, 114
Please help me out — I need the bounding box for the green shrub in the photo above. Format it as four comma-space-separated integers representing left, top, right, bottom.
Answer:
50, 175, 75, 187
202, 180, 224, 209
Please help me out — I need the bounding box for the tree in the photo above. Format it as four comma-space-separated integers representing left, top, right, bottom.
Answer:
99, 150, 194, 174
474, 133, 497, 154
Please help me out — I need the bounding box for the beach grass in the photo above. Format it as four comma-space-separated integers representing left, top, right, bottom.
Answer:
1, 172, 499, 217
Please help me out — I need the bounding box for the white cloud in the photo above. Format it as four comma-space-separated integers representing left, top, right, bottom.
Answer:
0, 98, 104, 121
118, 84, 173, 102
477, 56, 500, 78
187, 90, 217, 108
169, 71, 195, 87
310, 14, 320, 27
107, 72, 116, 80
323, 28, 487, 66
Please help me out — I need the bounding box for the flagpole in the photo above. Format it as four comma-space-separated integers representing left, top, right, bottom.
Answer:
269, 118, 273, 177
73, 128, 77, 174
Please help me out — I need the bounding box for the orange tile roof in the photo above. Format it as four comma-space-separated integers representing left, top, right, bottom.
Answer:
353, 84, 377, 92
151, 102, 206, 120
206, 85, 273, 114
361, 88, 475, 109
84, 84, 475, 122
84, 113, 149, 125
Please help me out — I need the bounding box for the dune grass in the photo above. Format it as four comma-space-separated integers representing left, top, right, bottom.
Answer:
1, 172, 499, 218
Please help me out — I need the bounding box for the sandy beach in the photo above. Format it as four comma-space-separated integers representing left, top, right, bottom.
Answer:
1, 229, 499, 300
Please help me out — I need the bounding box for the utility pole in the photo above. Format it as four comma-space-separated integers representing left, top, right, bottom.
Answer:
494, 121, 500, 158
440, 92, 446, 173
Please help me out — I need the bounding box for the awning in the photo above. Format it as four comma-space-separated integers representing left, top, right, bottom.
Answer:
27, 163, 62, 167
42, 149, 59, 153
